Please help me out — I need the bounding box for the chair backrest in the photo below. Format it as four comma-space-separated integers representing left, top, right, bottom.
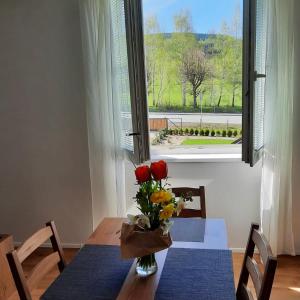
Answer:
0, 234, 16, 300
172, 186, 206, 218
6, 221, 66, 300
236, 223, 277, 300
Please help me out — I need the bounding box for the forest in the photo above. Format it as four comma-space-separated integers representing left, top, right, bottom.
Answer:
144, 9, 242, 113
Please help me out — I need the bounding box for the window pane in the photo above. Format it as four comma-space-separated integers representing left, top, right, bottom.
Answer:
253, 0, 266, 151
142, 0, 243, 156
111, 0, 134, 151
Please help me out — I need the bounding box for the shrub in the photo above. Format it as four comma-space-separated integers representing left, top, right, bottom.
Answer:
222, 130, 227, 137
216, 130, 221, 136
151, 136, 160, 145
168, 129, 173, 135
184, 128, 189, 135
189, 128, 194, 135
227, 130, 233, 137
194, 129, 199, 136
211, 130, 215, 137
233, 130, 238, 137
179, 129, 183, 135
200, 129, 205, 136
174, 129, 178, 135
204, 129, 210, 136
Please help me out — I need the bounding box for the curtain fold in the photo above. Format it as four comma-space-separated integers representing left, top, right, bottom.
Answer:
80, 0, 127, 226
260, 0, 295, 255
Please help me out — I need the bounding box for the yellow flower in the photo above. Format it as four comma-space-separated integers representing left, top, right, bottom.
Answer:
150, 190, 173, 204
159, 204, 175, 220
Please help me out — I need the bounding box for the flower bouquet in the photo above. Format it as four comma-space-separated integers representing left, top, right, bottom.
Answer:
120, 160, 188, 277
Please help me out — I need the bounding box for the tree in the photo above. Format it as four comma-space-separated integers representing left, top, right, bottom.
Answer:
227, 40, 242, 107
215, 21, 231, 107
170, 10, 196, 106
181, 49, 210, 108
229, 3, 242, 107
144, 16, 166, 107
173, 10, 193, 33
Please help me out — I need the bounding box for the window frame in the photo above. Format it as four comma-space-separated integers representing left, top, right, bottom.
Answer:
124, 0, 150, 164
242, 0, 265, 166
124, 0, 264, 164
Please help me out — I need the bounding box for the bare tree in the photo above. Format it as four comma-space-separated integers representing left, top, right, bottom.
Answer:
230, 3, 242, 107
216, 21, 230, 107
173, 10, 193, 33
181, 49, 210, 108
172, 10, 195, 106
144, 15, 164, 107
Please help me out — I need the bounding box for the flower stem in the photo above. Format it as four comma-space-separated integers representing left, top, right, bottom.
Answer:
137, 254, 156, 269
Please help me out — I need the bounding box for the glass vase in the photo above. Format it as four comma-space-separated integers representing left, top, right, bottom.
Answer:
136, 253, 157, 277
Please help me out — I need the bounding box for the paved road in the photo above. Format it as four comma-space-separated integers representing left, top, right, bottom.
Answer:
148, 112, 242, 125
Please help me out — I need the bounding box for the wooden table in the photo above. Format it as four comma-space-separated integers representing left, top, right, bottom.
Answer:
86, 217, 228, 300
43, 218, 231, 300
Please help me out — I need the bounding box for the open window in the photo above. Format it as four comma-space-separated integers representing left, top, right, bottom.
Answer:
122, 0, 266, 165
242, 0, 267, 166
123, 0, 150, 163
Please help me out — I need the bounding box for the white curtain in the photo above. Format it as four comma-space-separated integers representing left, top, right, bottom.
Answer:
79, 0, 127, 226
260, 0, 295, 255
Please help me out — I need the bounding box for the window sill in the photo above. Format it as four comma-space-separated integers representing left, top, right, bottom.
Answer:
150, 145, 242, 163
151, 153, 242, 163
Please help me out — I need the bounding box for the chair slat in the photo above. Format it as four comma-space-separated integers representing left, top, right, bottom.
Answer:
252, 229, 273, 266
176, 208, 202, 218
172, 187, 201, 197
27, 252, 60, 291
17, 227, 52, 263
246, 257, 262, 296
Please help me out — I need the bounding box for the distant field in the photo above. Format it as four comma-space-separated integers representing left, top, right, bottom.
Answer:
181, 138, 233, 145
147, 80, 242, 109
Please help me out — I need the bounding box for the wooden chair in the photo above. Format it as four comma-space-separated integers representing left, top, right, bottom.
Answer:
236, 223, 277, 300
6, 221, 66, 300
172, 186, 206, 218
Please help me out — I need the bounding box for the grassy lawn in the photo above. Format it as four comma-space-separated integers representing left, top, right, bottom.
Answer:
181, 138, 233, 145
147, 80, 242, 109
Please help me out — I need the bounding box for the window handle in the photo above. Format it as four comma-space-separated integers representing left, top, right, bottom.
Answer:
126, 132, 140, 136
254, 71, 266, 81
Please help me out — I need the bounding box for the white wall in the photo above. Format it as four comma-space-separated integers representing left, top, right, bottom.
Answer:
0, 0, 93, 245
126, 160, 261, 250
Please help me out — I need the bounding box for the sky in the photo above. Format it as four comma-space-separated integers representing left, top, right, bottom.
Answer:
142, 0, 243, 34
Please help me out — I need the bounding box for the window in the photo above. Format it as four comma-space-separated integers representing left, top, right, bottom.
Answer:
124, 0, 266, 165
123, 0, 150, 163
242, 0, 266, 166
141, 0, 243, 158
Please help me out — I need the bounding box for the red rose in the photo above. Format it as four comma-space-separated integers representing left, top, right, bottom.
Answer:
135, 165, 151, 184
150, 160, 168, 181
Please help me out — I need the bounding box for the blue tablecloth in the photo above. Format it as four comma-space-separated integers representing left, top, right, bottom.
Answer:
171, 218, 205, 242
42, 219, 234, 300
41, 245, 133, 300
155, 248, 236, 300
